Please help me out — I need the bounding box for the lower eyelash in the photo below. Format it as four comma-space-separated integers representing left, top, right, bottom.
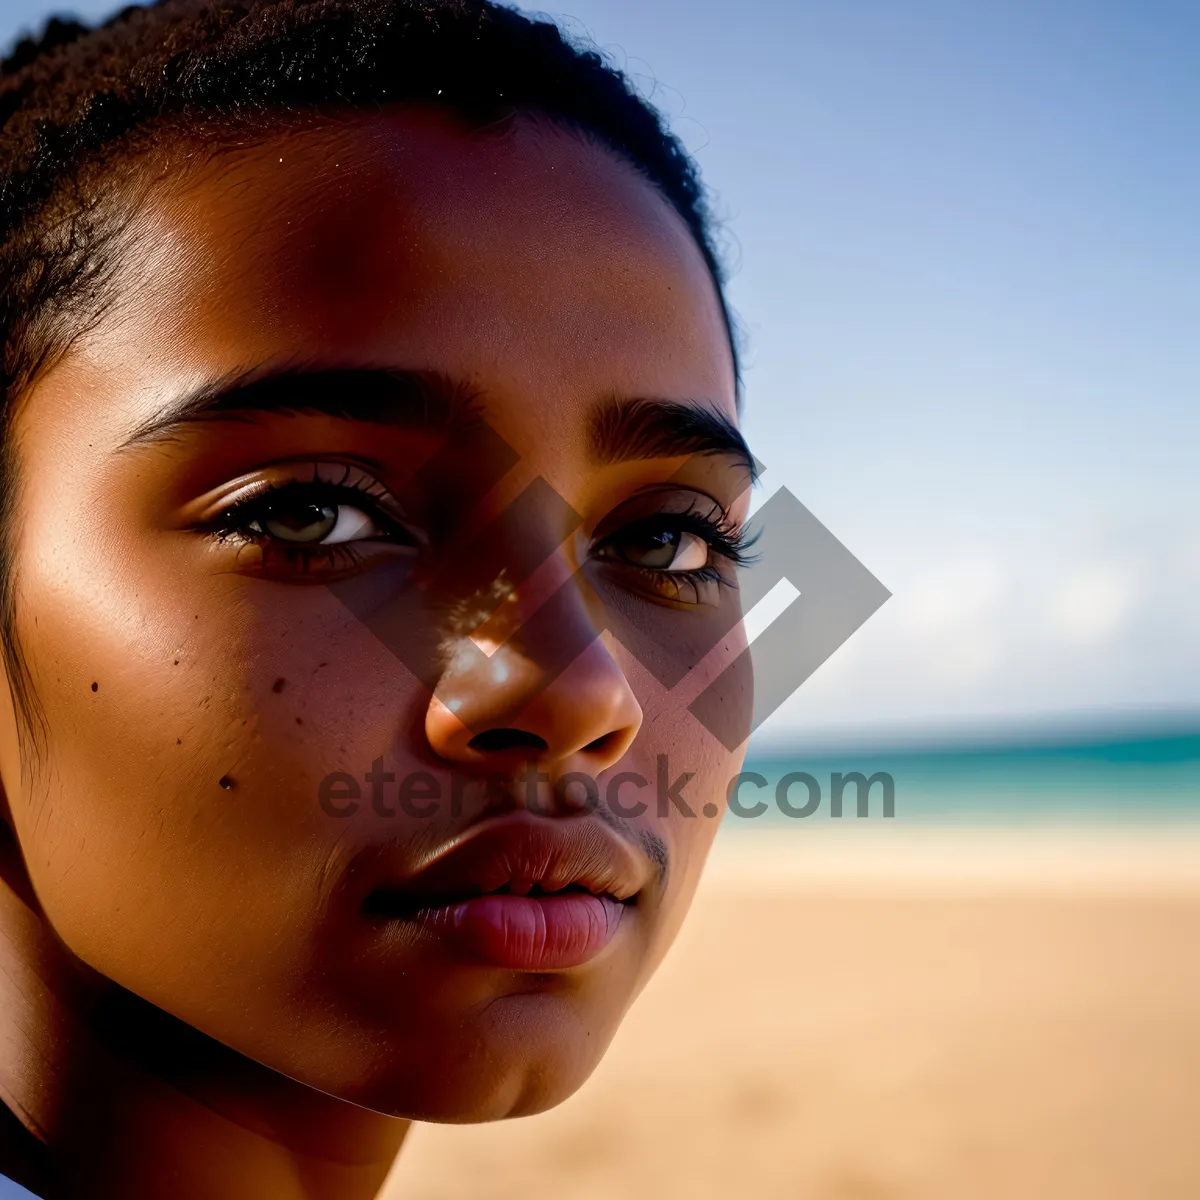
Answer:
624, 561, 734, 607
265, 541, 370, 573
213, 534, 373, 576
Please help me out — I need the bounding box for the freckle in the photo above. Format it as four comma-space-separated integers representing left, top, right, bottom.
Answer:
272, 677, 286, 693
295, 717, 303, 725
218, 775, 235, 791
176, 738, 182, 745
90, 682, 98, 692
174, 660, 179, 666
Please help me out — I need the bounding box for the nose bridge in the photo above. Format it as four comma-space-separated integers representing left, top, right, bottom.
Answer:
433, 469, 591, 684
476, 555, 602, 687
435, 475, 581, 620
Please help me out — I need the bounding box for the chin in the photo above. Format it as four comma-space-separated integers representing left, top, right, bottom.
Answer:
341, 990, 622, 1122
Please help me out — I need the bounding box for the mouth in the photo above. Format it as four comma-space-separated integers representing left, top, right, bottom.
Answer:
364, 878, 629, 917
360, 815, 649, 971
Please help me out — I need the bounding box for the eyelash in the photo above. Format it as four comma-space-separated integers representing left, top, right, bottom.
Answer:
615, 507, 755, 604
204, 472, 755, 596
203, 470, 414, 572
596, 506, 755, 573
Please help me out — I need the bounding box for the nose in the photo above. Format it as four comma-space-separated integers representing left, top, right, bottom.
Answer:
425, 610, 643, 778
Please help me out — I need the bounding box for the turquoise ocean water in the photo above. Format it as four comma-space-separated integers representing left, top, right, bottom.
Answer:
738, 724, 1200, 827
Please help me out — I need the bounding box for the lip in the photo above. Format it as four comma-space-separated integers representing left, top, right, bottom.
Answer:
360, 814, 652, 970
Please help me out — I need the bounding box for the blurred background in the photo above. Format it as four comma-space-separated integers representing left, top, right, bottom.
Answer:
2, 0, 1198, 1196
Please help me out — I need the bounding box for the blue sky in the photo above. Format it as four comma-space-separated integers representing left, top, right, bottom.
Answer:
3, 0, 1198, 742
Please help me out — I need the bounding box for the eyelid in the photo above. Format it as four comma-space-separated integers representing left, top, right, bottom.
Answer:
587, 485, 736, 543
184, 459, 419, 535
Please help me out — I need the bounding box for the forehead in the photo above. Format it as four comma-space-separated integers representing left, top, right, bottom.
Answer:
52, 108, 735, 450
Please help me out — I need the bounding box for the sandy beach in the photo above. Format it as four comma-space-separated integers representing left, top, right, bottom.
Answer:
387, 825, 1200, 1199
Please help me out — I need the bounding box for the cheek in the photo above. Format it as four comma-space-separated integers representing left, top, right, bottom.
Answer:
9, 523, 428, 1005
614, 647, 749, 981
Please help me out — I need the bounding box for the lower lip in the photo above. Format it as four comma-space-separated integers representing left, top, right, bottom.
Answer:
415, 893, 627, 970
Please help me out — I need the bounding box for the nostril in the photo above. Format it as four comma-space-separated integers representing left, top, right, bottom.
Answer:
582, 730, 622, 755
468, 728, 550, 755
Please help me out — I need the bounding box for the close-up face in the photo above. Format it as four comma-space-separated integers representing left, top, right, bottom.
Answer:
0, 108, 752, 1120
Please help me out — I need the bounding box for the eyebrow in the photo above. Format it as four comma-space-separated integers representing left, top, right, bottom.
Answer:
118, 366, 757, 486
118, 366, 487, 449
589, 398, 758, 481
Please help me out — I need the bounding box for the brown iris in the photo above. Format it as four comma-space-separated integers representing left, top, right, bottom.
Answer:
259, 501, 338, 543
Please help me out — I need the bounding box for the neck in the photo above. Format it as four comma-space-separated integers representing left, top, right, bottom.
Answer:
0, 869, 409, 1200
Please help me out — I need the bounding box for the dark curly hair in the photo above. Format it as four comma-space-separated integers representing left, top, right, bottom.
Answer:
0, 0, 739, 757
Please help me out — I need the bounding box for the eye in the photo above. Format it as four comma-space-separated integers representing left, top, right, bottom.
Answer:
203, 464, 422, 558
251, 498, 378, 545
588, 495, 756, 606
603, 525, 711, 572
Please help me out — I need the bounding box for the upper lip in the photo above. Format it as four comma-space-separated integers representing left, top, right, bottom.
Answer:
361, 814, 652, 916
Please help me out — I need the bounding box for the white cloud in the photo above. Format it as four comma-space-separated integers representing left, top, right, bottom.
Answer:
901, 553, 1004, 636
748, 524, 1198, 741
1051, 564, 1135, 645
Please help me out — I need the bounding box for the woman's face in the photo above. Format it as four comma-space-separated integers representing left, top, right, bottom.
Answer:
0, 109, 751, 1119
